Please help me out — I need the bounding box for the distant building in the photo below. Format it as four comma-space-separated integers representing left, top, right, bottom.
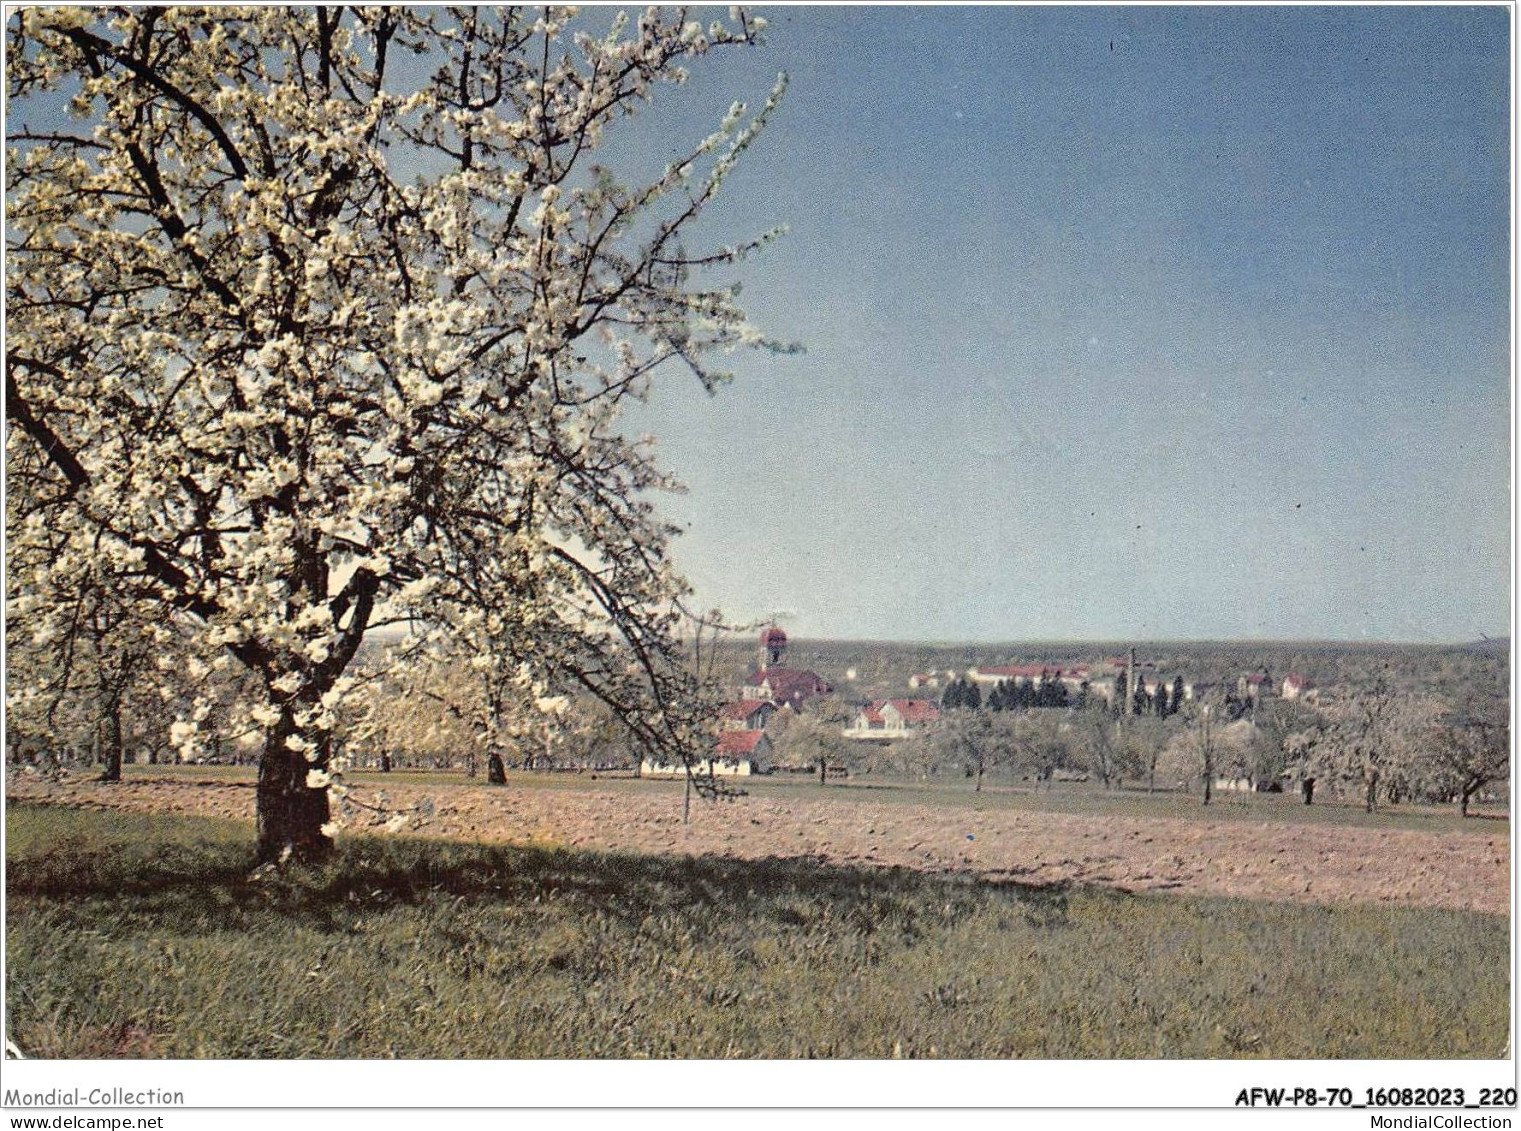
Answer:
967, 664, 1091, 697
1058, 665, 1092, 693
759, 625, 788, 670
1212, 776, 1256, 793
719, 699, 776, 732
740, 627, 832, 709
1091, 676, 1121, 705
1238, 673, 1273, 702
1281, 673, 1318, 702
642, 730, 771, 777
745, 668, 833, 709
907, 672, 941, 690
843, 698, 941, 739
968, 663, 1060, 686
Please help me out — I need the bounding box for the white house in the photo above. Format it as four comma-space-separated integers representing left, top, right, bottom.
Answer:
842, 698, 941, 739
642, 730, 772, 777
1281, 673, 1319, 702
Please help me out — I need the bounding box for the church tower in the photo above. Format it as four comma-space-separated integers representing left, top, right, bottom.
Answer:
759, 626, 787, 672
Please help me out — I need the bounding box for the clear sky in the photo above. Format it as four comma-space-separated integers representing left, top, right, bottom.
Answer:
623, 4, 1511, 644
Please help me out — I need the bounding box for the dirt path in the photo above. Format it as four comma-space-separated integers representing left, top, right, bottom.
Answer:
8, 772, 1508, 914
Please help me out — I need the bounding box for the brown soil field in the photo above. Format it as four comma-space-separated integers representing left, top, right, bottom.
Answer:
7, 771, 1509, 915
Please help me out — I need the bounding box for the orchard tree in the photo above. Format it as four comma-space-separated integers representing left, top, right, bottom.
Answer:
768, 708, 852, 784
1428, 698, 1509, 817
4, 582, 153, 780
1165, 703, 1221, 804
1072, 711, 1120, 789
7, 6, 788, 862
1313, 677, 1435, 813
916, 711, 1006, 790
1122, 715, 1171, 793
1010, 712, 1065, 789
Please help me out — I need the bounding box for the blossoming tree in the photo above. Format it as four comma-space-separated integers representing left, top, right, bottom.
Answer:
7, 6, 786, 862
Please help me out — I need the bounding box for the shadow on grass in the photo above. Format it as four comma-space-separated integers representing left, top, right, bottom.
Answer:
6, 800, 1084, 937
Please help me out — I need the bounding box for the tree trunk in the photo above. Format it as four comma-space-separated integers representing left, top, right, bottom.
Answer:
819, 757, 827, 785
1364, 768, 1377, 813
1460, 783, 1473, 817
98, 692, 124, 783
380, 751, 392, 773
975, 763, 984, 792
255, 709, 333, 865
487, 752, 507, 784
1203, 775, 1212, 805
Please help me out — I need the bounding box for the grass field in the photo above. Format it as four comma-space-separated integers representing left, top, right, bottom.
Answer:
5, 802, 1508, 1059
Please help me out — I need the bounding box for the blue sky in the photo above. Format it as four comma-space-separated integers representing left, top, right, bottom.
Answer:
623, 5, 1511, 643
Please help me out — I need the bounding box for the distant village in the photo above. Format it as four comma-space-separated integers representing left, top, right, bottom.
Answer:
642, 628, 1320, 777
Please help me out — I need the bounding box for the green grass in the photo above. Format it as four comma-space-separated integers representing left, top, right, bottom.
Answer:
5, 802, 1508, 1059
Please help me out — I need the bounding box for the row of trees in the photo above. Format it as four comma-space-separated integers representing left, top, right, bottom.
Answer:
1287, 680, 1509, 816
774, 676, 1507, 815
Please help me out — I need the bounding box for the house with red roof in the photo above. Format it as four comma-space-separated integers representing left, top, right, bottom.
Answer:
1237, 672, 1274, 704
715, 729, 770, 764
969, 663, 1056, 685
1281, 673, 1319, 702
843, 698, 941, 739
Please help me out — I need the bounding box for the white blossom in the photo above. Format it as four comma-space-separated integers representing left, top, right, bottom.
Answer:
6, 5, 786, 859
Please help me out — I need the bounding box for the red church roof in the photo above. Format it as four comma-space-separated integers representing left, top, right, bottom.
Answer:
747, 667, 832, 705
